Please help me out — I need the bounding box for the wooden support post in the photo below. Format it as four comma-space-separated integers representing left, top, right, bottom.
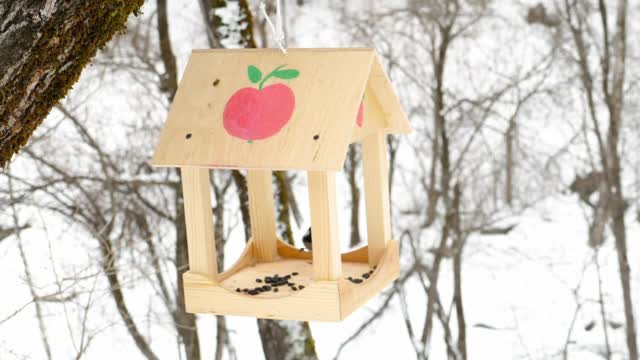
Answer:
247, 170, 278, 261
181, 167, 218, 280
362, 132, 392, 266
308, 171, 342, 280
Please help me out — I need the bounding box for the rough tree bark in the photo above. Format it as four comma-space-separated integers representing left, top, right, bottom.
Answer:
0, 0, 144, 166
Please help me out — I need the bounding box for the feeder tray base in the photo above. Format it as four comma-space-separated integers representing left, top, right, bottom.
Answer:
183, 239, 399, 321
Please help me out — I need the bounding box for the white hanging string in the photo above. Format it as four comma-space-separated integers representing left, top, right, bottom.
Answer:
259, 0, 287, 54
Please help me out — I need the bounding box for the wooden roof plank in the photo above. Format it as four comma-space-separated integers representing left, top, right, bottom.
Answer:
152, 48, 409, 170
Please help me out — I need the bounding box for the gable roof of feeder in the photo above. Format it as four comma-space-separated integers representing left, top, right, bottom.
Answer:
151, 48, 411, 171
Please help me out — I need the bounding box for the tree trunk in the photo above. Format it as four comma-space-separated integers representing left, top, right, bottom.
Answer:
0, 0, 143, 166
274, 171, 295, 245
231, 170, 251, 242
345, 145, 362, 247
156, 0, 202, 356
505, 120, 515, 206
198, 2, 318, 358
451, 183, 467, 360
257, 320, 317, 360
422, 21, 454, 358
213, 179, 232, 360
175, 183, 202, 360
607, 1, 637, 358
270, 172, 318, 360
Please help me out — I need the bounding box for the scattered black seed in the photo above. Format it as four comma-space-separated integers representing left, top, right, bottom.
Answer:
369, 270, 374, 274
313, 134, 320, 140
362, 273, 370, 279
265, 276, 272, 283
292, 287, 298, 291
288, 282, 295, 287
284, 275, 291, 280
243, 288, 249, 292
274, 288, 279, 292
256, 278, 263, 283
298, 285, 305, 290
353, 278, 363, 284
292, 272, 299, 276
347, 276, 353, 280
373, 265, 377, 269
213, 79, 220, 86
185, 133, 192, 139
236, 288, 241, 292
264, 285, 272, 291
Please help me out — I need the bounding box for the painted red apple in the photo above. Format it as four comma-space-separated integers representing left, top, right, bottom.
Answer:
223, 65, 299, 141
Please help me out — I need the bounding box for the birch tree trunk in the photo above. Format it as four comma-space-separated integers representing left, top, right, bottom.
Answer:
0, 0, 143, 166
198, 2, 319, 359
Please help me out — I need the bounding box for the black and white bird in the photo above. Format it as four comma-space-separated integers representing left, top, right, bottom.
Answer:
302, 227, 312, 251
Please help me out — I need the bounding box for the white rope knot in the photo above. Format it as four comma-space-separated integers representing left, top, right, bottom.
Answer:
259, 0, 287, 54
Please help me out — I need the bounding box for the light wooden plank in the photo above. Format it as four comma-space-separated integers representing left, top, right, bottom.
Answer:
217, 240, 256, 281
181, 167, 218, 280
350, 86, 389, 143
307, 171, 342, 280
152, 49, 375, 170
247, 170, 278, 261
362, 131, 392, 266
184, 275, 341, 321
276, 239, 369, 263
370, 52, 412, 135
339, 240, 399, 319
182, 241, 399, 321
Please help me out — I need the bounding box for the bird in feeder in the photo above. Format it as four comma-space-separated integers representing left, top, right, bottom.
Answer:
302, 227, 312, 250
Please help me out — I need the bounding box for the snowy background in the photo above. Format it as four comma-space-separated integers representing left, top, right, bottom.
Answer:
1, 0, 639, 359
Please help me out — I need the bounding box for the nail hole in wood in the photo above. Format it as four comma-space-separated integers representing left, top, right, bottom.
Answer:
213, 79, 220, 86
186, 133, 192, 139
313, 134, 320, 140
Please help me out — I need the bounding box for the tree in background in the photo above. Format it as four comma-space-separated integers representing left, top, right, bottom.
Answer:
199, 1, 319, 359
538, 0, 637, 358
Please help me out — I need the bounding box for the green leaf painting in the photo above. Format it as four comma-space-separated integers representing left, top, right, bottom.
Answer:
246, 65, 300, 90
272, 69, 300, 80
248, 65, 262, 83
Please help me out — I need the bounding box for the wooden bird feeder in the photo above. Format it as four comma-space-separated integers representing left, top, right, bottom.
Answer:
151, 48, 411, 321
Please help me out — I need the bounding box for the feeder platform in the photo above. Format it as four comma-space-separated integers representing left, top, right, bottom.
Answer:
183, 239, 399, 321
